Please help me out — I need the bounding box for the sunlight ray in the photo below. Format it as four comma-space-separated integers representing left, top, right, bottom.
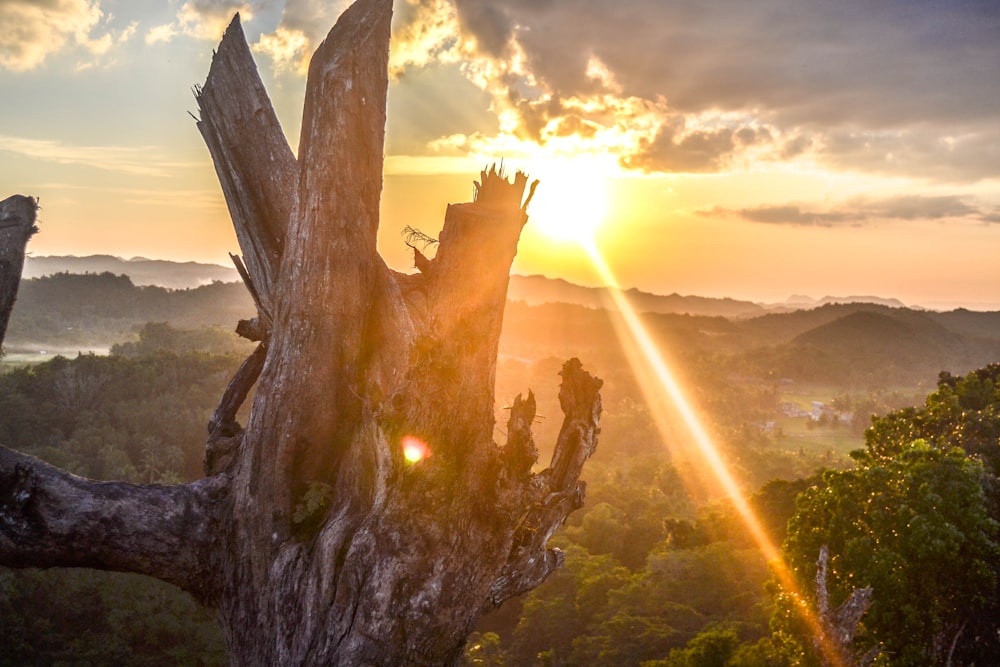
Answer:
580, 238, 846, 667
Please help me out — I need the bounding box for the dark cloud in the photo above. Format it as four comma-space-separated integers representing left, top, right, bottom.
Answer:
711, 205, 858, 227
444, 0, 1000, 181
706, 194, 993, 227
453, 0, 513, 58
623, 123, 736, 173
623, 120, 782, 173
861, 195, 979, 221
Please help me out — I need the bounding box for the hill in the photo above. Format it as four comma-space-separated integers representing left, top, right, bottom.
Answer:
734, 306, 1000, 386
5, 272, 253, 353
24, 255, 239, 289
507, 274, 767, 319
23, 256, 920, 319
5, 267, 999, 389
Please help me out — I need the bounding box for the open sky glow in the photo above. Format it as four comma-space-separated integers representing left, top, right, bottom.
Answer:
2, 0, 999, 309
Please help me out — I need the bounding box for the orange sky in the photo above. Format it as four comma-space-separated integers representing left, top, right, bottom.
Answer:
2, 0, 999, 310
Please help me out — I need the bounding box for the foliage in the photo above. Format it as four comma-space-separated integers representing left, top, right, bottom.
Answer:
0, 568, 226, 666
8, 277, 998, 663
865, 364, 1000, 475
778, 386, 1000, 665
0, 347, 240, 661
0, 349, 241, 482
462, 631, 506, 667
646, 624, 741, 667
5, 272, 252, 351
111, 321, 253, 358
504, 537, 772, 667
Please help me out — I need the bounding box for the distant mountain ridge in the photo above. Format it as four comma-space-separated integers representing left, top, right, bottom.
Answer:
507, 274, 912, 318
780, 294, 908, 309
507, 275, 768, 318
25, 256, 915, 316
24, 255, 239, 290
6, 270, 999, 387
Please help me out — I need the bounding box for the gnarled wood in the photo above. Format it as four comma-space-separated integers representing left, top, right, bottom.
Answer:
0, 447, 226, 601
814, 544, 878, 666
0, 1, 602, 664
0, 194, 37, 345
196, 15, 296, 329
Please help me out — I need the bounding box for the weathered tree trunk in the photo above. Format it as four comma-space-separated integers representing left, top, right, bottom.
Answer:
814, 545, 878, 666
0, 194, 37, 346
0, 1, 602, 665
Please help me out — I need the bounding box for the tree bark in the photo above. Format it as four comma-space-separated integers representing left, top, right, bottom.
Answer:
0, 447, 226, 599
0, 1, 602, 664
814, 544, 878, 666
0, 194, 37, 346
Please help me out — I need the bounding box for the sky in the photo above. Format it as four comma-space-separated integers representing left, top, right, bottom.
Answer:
1, 0, 999, 310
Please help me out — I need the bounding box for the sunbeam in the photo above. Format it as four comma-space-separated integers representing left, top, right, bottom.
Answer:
580, 238, 846, 667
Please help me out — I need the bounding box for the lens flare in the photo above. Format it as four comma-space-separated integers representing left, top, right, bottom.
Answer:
579, 238, 845, 667
402, 435, 431, 463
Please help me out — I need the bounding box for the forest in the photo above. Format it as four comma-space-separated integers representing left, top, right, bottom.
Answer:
2, 272, 1000, 665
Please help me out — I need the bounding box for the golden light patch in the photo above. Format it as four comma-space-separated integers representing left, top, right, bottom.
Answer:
401, 435, 431, 463
526, 158, 610, 245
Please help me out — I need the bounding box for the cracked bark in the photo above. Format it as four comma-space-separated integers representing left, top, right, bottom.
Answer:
0, 1, 601, 664
0, 194, 37, 346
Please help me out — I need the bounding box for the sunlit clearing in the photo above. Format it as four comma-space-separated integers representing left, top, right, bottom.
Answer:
525, 158, 609, 245
402, 435, 431, 463
581, 239, 846, 667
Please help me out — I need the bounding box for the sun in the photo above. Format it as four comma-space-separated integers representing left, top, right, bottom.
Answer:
524, 158, 610, 245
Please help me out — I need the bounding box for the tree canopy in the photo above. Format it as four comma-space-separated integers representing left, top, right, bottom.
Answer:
777, 365, 1000, 665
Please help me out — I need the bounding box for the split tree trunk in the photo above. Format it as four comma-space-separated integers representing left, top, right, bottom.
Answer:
0, 1, 602, 665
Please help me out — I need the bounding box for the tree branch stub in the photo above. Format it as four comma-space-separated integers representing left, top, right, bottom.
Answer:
0, 194, 38, 345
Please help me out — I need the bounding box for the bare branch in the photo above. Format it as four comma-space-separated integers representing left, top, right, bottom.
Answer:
208, 342, 267, 442
814, 544, 878, 666
402, 225, 439, 249
0, 446, 227, 602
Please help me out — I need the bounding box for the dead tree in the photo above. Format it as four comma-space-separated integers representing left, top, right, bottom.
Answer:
0, 195, 37, 346
814, 545, 879, 666
0, 0, 602, 664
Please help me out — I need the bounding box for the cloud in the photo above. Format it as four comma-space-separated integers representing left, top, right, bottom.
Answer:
145, 23, 178, 46
252, 26, 311, 74
173, 0, 253, 41
452, 0, 512, 59
389, 0, 462, 74
0, 133, 200, 177
705, 194, 994, 227
392, 0, 1000, 182
704, 205, 858, 227
0, 0, 133, 71
622, 117, 782, 173
147, 0, 354, 73
818, 126, 1000, 183
861, 195, 980, 221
